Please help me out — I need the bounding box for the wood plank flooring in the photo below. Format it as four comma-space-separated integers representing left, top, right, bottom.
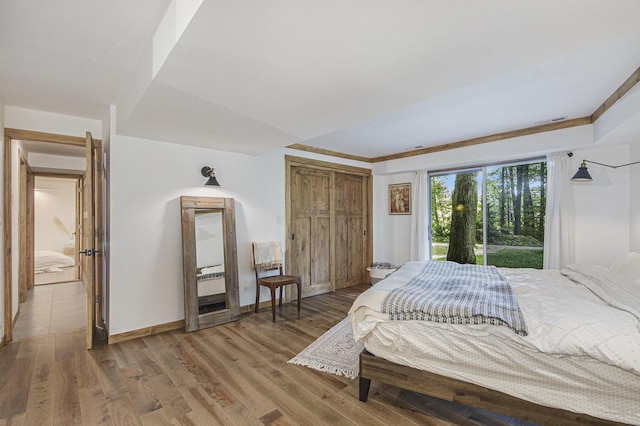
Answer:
0, 284, 535, 425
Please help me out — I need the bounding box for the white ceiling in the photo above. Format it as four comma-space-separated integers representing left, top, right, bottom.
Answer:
20, 140, 85, 158
1, 1, 639, 159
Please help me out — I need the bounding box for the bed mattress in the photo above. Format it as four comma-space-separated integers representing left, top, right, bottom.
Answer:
349, 262, 640, 424
197, 277, 225, 297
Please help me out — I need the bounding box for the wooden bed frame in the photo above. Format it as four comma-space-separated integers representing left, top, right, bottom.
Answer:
359, 351, 629, 426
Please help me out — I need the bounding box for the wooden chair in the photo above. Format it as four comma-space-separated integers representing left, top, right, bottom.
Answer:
252, 242, 301, 322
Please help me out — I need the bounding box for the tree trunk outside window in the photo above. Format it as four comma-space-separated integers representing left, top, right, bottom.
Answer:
447, 172, 478, 264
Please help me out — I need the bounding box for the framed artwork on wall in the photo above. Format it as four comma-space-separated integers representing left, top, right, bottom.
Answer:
389, 183, 411, 215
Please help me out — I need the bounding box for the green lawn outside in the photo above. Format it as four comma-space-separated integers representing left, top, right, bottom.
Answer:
432, 245, 449, 256
487, 248, 543, 269
433, 247, 543, 269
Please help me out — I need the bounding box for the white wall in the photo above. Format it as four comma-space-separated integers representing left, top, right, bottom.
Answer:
28, 153, 85, 172
630, 140, 640, 252
373, 172, 414, 266
571, 144, 631, 266
107, 135, 282, 334
34, 177, 76, 253
5, 106, 102, 139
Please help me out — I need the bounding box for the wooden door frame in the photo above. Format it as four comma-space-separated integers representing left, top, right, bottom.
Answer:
3, 132, 10, 343
3, 128, 102, 346
83, 131, 107, 347
284, 155, 373, 294
18, 150, 34, 303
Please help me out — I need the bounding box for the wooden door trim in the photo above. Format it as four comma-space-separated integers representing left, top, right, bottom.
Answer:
3, 134, 12, 343
18, 151, 30, 303
3, 128, 101, 345
329, 172, 336, 292
31, 173, 81, 278
92, 143, 105, 338
17, 154, 36, 294
27, 169, 34, 291
4, 128, 92, 146
366, 175, 373, 279
5, 128, 102, 148
285, 156, 373, 296
285, 155, 371, 177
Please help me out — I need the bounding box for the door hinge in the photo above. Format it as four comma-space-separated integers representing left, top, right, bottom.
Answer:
291, 233, 295, 240
95, 295, 101, 304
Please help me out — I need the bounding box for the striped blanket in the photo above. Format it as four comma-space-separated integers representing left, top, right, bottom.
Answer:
197, 271, 225, 281
197, 265, 225, 281
381, 261, 527, 336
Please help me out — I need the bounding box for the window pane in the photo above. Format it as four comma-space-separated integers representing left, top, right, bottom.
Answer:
485, 163, 545, 269
431, 171, 483, 264
430, 161, 546, 268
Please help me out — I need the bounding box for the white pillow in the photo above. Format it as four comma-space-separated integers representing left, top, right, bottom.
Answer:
609, 252, 640, 283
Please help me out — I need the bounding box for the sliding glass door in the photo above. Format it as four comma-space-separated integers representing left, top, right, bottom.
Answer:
430, 160, 546, 269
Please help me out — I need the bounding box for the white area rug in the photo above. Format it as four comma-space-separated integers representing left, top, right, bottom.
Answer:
288, 317, 364, 380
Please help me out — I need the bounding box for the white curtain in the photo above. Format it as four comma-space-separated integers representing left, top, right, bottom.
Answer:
410, 171, 430, 261
543, 152, 575, 269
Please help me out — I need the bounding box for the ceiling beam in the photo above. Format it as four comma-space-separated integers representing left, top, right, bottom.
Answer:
287, 144, 372, 163
590, 66, 640, 123
369, 117, 592, 163
290, 66, 640, 164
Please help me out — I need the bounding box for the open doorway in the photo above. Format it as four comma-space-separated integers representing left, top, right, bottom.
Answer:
4, 128, 104, 348
12, 169, 86, 341
34, 176, 80, 285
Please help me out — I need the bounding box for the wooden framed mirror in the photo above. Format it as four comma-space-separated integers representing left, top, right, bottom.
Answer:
180, 196, 240, 332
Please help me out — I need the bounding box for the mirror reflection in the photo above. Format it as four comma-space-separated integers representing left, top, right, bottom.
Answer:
195, 210, 226, 313
181, 196, 240, 332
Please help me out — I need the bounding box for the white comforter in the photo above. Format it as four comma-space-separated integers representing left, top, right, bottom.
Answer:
350, 261, 640, 376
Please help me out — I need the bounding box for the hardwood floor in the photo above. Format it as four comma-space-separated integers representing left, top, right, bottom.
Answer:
0, 284, 535, 425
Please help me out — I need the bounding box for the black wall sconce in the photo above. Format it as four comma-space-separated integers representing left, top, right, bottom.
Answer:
201, 166, 220, 186
570, 157, 640, 182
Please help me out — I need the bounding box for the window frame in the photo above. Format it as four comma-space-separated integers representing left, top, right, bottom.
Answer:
428, 157, 546, 266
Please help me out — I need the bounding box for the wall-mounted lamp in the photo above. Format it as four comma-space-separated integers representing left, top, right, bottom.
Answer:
570, 158, 640, 182
201, 166, 220, 186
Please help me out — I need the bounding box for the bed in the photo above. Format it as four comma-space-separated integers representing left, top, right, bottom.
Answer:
35, 250, 76, 273
196, 265, 226, 311
349, 255, 640, 425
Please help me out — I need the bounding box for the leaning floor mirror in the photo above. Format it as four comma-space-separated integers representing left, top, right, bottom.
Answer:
180, 196, 240, 332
